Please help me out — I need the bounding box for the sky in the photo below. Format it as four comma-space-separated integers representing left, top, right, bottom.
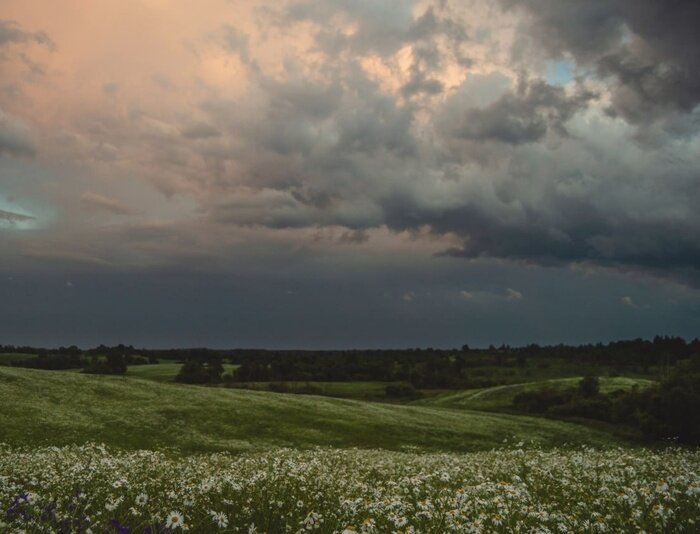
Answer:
1, 0, 699, 349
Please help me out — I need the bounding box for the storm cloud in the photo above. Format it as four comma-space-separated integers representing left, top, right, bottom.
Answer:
502, 0, 700, 123
0, 0, 698, 346
440, 77, 595, 144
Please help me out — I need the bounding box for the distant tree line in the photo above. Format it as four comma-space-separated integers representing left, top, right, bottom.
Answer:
1, 344, 156, 375
224, 336, 700, 388
2, 336, 699, 386
175, 354, 224, 385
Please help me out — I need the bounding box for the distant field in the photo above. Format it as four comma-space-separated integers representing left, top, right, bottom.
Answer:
0, 353, 35, 364
418, 376, 655, 411
229, 380, 396, 400
423, 359, 655, 387
0, 367, 625, 453
126, 362, 239, 382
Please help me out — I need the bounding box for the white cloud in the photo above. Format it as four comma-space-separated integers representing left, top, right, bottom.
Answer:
506, 288, 523, 300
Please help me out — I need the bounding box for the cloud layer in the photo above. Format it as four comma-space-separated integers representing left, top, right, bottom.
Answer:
0, 1, 698, 345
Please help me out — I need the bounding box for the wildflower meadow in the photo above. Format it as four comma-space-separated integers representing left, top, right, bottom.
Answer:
2, 443, 700, 533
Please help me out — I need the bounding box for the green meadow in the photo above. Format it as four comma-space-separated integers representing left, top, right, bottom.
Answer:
2, 360, 698, 532
0, 366, 624, 454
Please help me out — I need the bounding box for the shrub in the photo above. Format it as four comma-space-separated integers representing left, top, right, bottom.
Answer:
385, 382, 421, 399
578, 375, 600, 398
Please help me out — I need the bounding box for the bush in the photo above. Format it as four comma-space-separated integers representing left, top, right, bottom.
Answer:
175, 361, 210, 384
547, 396, 612, 421
83, 354, 127, 375
268, 382, 291, 393
579, 375, 600, 398
297, 383, 322, 395
513, 388, 572, 414
385, 382, 421, 399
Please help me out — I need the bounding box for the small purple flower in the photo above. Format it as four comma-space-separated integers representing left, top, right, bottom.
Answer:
109, 518, 130, 534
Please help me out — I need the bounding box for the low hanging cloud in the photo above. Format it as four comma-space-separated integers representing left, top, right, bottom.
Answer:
621, 296, 650, 309
80, 192, 137, 216
0, 208, 35, 224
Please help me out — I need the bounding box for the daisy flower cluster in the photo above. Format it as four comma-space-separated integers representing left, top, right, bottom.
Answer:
1, 443, 699, 533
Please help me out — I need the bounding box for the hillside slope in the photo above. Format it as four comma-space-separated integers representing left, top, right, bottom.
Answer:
0, 368, 624, 453
418, 376, 654, 411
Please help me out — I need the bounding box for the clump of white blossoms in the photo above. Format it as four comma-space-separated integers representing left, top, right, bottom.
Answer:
1, 443, 699, 532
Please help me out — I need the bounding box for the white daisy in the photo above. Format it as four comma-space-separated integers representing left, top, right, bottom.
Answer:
210, 511, 228, 528
167, 510, 184, 530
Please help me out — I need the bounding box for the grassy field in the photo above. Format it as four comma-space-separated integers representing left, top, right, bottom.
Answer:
1, 367, 694, 532
417, 376, 654, 411
126, 362, 239, 382
0, 367, 626, 454
228, 380, 401, 401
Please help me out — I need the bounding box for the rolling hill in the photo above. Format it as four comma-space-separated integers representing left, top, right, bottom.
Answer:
0, 367, 625, 454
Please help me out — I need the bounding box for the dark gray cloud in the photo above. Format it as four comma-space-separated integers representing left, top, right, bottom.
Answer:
379, 154, 700, 286
440, 77, 595, 144
503, 0, 700, 124
0, 208, 34, 224
192, 7, 700, 287
198, 61, 417, 206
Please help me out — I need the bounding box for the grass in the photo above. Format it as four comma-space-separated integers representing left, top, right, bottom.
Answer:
0, 367, 626, 454
126, 363, 239, 382
228, 380, 396, 401
417, 376, 655, 411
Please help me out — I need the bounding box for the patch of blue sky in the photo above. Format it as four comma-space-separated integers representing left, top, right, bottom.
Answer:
0, 199, 40, 229
545, 61, 574, 86
0, 159, 57, 229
